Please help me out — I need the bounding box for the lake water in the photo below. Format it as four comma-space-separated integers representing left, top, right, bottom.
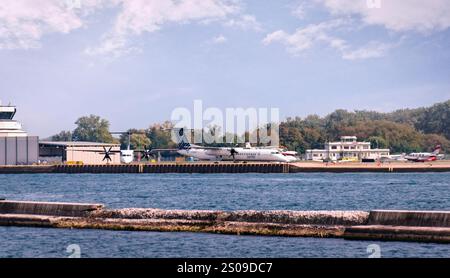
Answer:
0, 173, 449, 258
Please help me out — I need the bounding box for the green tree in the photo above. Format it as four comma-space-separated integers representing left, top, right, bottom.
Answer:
147, 121, 176, 149
421, 134, 450, 152
119, 129, 151, 150
367, 136, 388, 149
51, 130, 73, 141
279, 123, 305, 153
415, 100, 450, 139
72, 115, 115, 143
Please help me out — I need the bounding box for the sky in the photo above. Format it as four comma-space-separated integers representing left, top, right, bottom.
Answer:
0, 0, 450, 137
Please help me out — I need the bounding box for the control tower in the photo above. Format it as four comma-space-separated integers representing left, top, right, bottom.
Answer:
0, 100, 38, 165
0, 101, 28, 137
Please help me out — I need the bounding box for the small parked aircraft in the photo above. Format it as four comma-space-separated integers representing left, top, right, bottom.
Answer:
404, 145, 442, 162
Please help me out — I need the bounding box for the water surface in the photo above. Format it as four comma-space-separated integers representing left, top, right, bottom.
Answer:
0, 173, 449, 258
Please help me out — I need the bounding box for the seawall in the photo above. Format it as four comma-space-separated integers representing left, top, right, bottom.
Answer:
1, 161, 450, 174
0, 200, 448, 243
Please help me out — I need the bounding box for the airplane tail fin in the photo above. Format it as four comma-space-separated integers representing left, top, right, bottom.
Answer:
433, 145, 442, 155
173, 128, 191, 150
178, 141, 191, 150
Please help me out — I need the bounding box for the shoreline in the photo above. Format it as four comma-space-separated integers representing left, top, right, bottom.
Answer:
1, 161, 450, 174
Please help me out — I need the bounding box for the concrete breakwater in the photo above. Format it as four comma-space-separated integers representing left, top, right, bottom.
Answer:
0, 200, 449, 243
1, 161, 450, 174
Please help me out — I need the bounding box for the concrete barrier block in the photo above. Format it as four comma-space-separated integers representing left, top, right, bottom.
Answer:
368, 210, 450, 227
0, 200, 104, 217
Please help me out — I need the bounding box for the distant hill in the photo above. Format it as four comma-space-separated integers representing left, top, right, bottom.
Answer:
280, 100, 450, 154
386, 100, 450, 140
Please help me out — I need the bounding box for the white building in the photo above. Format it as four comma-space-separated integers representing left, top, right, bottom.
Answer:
305, 136, 390, 162
0, 104, 28, 137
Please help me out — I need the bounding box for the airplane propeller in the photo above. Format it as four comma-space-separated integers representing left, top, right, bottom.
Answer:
141, 146, 154, 161
101, 146, 113, 163
230, 148, 238, 161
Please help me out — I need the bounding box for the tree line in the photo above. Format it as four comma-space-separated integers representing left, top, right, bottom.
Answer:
50, 100, 450, 154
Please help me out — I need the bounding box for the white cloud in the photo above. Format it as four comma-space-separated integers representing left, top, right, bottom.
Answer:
316, 0, 450, 33
341, 41, 392, 60
263, 19, 347, 55
263, 19, 395, 60
264, 0, 448, 60
292, 3, 306, 19
113, 0, 238, 35
0, 0, 107, 49
0, 0, 80, 49
210, 34, 227, 44
86, 0, 241, 57
0, 0, 251, 56
224, 14, 262, 31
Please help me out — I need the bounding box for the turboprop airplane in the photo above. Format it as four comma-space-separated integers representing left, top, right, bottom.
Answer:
172, 129, 296, 162
110, 131, 134, 164
380, 153, 408, 162
176, 142, 295, 162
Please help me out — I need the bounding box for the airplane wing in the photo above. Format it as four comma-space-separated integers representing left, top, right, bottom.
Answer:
148, 148, 180, 153
72, 149, 121, 153
190, 146, 228, 150
136, 146, 230, 152
257, 146, 281, 149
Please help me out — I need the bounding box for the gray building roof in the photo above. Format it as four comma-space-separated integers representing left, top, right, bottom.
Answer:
39, 141, 120, 147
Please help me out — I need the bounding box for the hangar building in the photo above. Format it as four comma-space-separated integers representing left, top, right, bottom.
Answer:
39, 141, 121, 165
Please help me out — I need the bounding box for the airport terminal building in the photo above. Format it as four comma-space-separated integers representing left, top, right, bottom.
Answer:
306, 136, 390, 162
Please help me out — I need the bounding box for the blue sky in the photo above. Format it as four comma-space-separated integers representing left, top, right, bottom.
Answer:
1, 0, 450, 137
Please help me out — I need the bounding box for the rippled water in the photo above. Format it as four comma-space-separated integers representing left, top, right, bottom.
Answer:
1, 227, 449, 258
0, 173, 449, 258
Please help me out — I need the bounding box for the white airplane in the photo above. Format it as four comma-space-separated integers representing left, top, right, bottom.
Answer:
120, 149, 134, 164
110, 131, 135, 164
176, 142, 296, 162
380, 153, 408, 162
280, 151, 299, 162
257, 145, 299, 159
100, 145, 134, 164
172, 129, 296, 162
405, 145, 442, 162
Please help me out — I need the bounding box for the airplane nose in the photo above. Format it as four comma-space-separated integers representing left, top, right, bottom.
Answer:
279, 155, 291, 162
283, 156, 296, 162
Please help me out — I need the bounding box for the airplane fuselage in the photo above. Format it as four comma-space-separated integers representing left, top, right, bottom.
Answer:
177, 148, 294, 162
120, 150, 134, 164
405, 152, 438, 162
